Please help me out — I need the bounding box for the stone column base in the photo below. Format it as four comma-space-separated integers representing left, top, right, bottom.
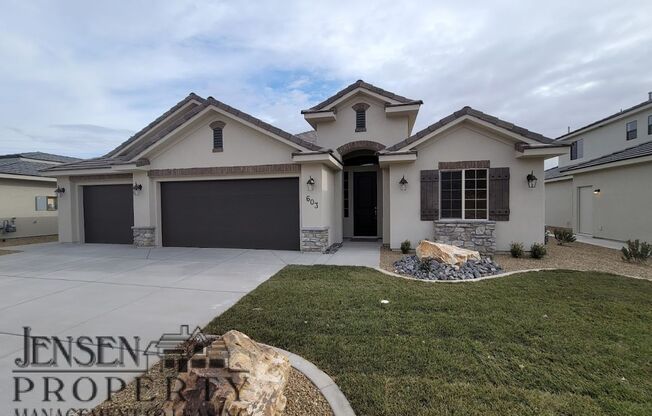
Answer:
132, 226, 156, 247
433, 220, 496, 256
301, 227, 329, 252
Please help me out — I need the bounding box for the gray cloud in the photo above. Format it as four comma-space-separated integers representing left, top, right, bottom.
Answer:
0, 0, 650, 166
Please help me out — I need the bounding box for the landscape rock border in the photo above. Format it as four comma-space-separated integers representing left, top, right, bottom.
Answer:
269, 346, 355, 416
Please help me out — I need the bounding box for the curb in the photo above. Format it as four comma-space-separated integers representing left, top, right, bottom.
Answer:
374, 266, 649, 283
271, 346, 355, 416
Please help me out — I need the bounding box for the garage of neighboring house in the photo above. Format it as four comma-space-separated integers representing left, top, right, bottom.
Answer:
83, 184, 134, 244
160, 177, 300, 250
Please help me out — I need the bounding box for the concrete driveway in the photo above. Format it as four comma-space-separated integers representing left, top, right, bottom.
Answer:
0, 241, 379, 412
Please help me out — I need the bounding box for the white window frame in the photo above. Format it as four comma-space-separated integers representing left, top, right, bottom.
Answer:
35, 196, 58, 211
626, 120, 637, 140
439, 168, 488, 221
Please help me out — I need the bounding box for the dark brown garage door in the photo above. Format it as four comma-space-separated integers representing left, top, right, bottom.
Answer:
161, 178, 299, 250
83, 184, 134, 244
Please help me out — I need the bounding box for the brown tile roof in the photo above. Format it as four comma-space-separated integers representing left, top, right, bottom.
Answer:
302, 80, 422, 113
560, 140, 652, 172
295, 130, 317, 142
0, 152, 80, 164
385, 106, 554, 152
557, 97, 652, 140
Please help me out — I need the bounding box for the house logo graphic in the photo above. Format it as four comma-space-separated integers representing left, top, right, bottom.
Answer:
144, 324, 209, 372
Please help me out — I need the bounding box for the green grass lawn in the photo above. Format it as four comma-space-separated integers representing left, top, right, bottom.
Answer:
204, 267, 652, 415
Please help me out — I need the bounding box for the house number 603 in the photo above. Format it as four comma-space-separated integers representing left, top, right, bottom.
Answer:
305, 195, 319, 209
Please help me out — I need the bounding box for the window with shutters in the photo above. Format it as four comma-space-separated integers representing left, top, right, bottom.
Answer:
440, 169, 487, 220
626, 120, 637, 140
210, 121, 226, 151
352, 103, 369, 132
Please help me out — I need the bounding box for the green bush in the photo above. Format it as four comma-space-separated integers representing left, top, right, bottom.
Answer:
400, 240, 412, 254
621, 239, 652, 263
530, 243, 547, 259
510, 242, 524, 258
554, 229, 576, 245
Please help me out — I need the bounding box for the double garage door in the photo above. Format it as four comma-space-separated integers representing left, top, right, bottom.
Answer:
82, 178, 300, 250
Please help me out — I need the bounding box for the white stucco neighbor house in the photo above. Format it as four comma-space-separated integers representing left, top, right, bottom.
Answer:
43, 80, 568, 254
545, 93, 652, 242
1, 152, 80, 239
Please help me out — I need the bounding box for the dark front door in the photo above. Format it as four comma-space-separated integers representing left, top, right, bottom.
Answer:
353, 171, 377, 236
160, 178, 300, 250
83, 184, 134, 244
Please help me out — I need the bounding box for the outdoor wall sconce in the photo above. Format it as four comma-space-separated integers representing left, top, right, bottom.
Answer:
593, 189, 601, 194
306, 176, 315, 191
132, 183, 143, 194
399, 175, 408, 191
54, 186, 65, 196
526, 171, 538, 188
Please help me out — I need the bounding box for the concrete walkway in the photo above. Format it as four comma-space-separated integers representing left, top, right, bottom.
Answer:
0, 241, 378, 412
575, 235, 625, 250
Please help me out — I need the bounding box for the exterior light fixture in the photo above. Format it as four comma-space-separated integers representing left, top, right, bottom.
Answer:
133, 183, 143, 194
526, 171, 538, 188
306, 176, 315, 191
54, 186, 65, 196
399, 175, 408, 191
593, 189, 601, 194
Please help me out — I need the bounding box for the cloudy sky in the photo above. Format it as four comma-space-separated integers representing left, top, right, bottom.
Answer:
1, 1, 651, 168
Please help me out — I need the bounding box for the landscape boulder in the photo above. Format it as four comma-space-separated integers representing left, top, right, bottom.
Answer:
163, 330, 290, 416
416, 240, 481, 266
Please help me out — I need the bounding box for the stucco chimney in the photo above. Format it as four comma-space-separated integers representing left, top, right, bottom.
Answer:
649, 91, 652, 101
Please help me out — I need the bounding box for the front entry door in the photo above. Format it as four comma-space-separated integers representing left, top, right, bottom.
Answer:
353, 171, 377, 236
578, 186, 593, 235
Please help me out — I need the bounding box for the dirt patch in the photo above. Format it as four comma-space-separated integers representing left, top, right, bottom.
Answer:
0, 249, 19, 256
496, 241, 652, 279
0, 234, 57, 247
381, 242, 651, 280
94, 362, 333, 415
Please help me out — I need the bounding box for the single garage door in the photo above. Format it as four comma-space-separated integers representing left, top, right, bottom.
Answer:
83, 184, 134, 244
161, 178, 300, 250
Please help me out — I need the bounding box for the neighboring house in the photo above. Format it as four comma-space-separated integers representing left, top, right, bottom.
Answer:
545, 93, 652, 242
0, 152, 80, 239
43, 80, 566, 253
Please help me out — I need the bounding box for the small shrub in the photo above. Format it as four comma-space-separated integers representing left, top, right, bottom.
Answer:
621, 239, 652, 263
510, 242, 524, 258
554, 229, 576, 245
530, 243, 547, 259
400, 240, 412, 254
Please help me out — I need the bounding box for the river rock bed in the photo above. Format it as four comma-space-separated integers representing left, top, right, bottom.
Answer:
393, 255, 503, 280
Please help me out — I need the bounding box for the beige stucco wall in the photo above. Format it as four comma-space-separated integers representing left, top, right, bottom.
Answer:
570, 162, 652, 242
149, 111, 296, 169
0, 178, 58, 239
388, 123, 546, 251
558, 107, 652, 169
314, 94, 409, 153
544, 179, 573, 229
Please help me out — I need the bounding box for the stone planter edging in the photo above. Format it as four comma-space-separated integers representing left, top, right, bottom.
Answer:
270, 346, 356, 416
374, 266, 649, 283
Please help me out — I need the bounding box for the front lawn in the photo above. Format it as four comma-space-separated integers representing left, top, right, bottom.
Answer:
205, 267, 652, 415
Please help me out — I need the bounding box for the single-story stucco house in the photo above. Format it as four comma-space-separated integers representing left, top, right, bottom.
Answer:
1, 152, 80, 239
43, 81, 568, 253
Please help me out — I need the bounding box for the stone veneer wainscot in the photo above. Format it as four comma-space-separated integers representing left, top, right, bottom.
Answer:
301, 227, 329, 252
132, 226, 156, 247
433, 220, 496, 256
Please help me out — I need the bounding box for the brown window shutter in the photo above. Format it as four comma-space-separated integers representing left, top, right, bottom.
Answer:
489, 167, 510, 221
420, 170, 439, 221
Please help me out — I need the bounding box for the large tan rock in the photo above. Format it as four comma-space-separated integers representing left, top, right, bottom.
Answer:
163, 330, 290, 416
416, 240, 481, 266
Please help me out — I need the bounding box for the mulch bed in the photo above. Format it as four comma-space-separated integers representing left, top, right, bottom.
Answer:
0, 234, 57, 247
381, 242, 652, 280
94, 361, 332, 415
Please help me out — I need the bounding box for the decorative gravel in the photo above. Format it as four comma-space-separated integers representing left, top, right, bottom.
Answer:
393, 255, 503, 280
